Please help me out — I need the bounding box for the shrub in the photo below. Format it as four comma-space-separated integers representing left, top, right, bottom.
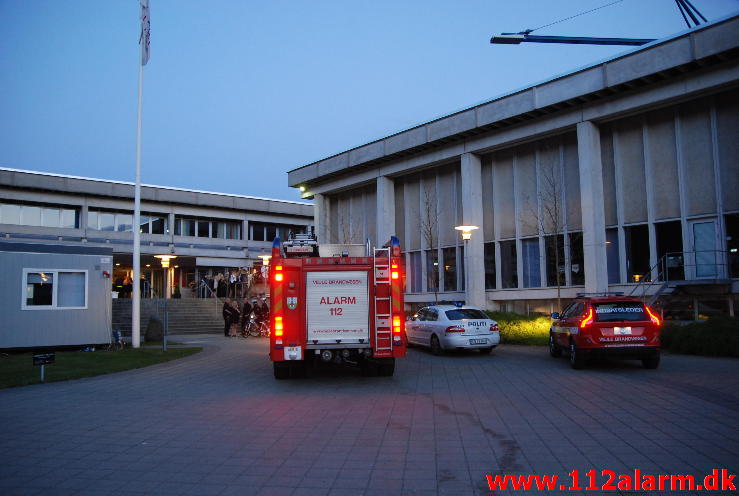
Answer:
486, 311, 551, 345
661, 316, 739, 357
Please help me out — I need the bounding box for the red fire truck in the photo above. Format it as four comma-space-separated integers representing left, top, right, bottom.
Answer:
268, 232, 406, 379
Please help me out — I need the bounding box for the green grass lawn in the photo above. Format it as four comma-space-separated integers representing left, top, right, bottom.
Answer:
0, 346, 202, 389
486, 311, 552, 345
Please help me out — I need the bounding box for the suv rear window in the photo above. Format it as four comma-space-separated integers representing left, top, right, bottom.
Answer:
593, 302, 648, 322
445, 309, 488, 320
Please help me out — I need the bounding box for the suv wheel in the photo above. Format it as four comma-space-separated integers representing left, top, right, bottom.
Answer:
549, 333, 562, 357
430, 335, 443, 356
569, 342, 585, 370
642, 353, 660, 369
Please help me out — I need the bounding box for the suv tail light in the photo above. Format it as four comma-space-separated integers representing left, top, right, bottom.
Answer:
490, 323, 499, 332
645, 306, 661, 326
445, 326, 465, 333
580, 307, 594, 329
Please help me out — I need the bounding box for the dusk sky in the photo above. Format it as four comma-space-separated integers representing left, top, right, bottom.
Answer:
2, 0, 738, 202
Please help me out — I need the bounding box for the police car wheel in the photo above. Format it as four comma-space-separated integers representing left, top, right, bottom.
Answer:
430, 335, 443, 356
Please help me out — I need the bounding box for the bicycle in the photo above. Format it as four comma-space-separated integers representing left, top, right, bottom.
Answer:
257, 319, 270, 337
240, 317, 263, 338
103, 329, 125, 351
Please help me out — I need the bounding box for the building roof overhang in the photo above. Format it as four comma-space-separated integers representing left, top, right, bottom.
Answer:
288, 14, 739, 194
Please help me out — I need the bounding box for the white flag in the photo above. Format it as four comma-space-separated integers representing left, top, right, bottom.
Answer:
139, 0, 150, 65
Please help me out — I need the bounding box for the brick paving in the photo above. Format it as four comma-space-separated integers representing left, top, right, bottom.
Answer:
0, 335, 737, 495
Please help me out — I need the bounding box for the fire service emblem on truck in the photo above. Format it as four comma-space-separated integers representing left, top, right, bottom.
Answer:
287, 297, 298, 310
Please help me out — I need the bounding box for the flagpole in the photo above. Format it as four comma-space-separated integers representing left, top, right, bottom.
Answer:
133, 0, 149, 349
132, 60, 143, 349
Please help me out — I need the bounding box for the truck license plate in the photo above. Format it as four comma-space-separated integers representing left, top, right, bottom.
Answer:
469, 339, 487, 345
614, 327, 632, 335
284, 346, 302, 360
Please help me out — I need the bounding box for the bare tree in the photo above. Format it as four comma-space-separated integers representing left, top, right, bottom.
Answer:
421, 187, 439, 303
523, 144, 565, 312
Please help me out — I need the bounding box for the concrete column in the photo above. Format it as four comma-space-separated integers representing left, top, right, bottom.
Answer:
577, 121, 609, 293
167, 213, 176, 238
460, 153, 486, 309
80, 204, 89, 239
376, 176, 395, 245
314, 193, 331, 243
241, 219, 249, 242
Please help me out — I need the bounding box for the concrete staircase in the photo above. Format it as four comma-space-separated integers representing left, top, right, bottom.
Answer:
112, 298, 225, 336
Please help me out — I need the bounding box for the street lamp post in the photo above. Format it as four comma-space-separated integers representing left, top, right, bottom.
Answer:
454, 225, 478, 305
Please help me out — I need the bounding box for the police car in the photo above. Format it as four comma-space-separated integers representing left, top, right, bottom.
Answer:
549, 294, 662, 369
406, 305, 500, 355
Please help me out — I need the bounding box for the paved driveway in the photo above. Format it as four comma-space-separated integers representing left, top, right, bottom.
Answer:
1, 336, 737, 495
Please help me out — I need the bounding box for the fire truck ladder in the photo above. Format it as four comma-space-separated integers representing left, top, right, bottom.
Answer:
373, 247, 393, 352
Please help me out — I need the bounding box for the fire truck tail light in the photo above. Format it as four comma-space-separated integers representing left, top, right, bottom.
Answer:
274, 273, 283, 282
274, 316, 284, 336
391, 271, 399, 280
392, 316, 402, 333
580, 307, 594, 329
275, 266, 283, 271
391, 264, 398, 269
445, 326, 465, 333
645, 306, 661, 326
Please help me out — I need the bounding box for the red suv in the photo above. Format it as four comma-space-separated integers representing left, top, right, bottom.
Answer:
549, 294, 661, 369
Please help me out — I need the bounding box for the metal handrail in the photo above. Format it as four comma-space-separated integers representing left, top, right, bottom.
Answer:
629, 249, 729, 301
195, 280, 225, 314
628, 256, 665, 301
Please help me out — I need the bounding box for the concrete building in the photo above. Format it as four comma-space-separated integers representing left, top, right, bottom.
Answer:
288, 15, 739, 317
0, 168, 313, 300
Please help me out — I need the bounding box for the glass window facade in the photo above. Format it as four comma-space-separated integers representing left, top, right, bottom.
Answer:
484, 242, 496, 290
26, 272, 53, 306
87, 209, 166, 233
23, 270, 86, 309
175, 216, 242, 240
569, 232, 585, 285
426, 249, 438, 292
249, 222, 307, 242
521, 238, 541, 288
409, 251, 422, 293
500, 240, 518, 289
0, 202, 78, 228
442, 247, 457, 292
545, 235, 565, 287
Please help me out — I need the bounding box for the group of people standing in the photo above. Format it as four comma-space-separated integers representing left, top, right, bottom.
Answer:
198, 267, 267, 299
222, 297, 269, 337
